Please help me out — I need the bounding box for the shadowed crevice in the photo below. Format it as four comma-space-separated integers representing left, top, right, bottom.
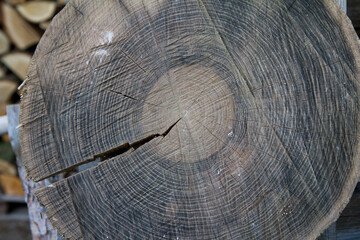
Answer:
98, 117, 182, 160
54, 118, 182, 180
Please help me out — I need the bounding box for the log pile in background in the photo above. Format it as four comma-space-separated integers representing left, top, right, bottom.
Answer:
0, 0, 66, 199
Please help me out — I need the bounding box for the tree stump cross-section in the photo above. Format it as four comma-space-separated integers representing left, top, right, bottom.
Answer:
19, 0, 360, 239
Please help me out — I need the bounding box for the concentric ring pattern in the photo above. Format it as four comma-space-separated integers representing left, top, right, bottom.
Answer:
20, 0, 360, 239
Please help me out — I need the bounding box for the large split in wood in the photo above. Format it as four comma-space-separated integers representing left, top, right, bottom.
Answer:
16, 1, 57, 23
1, 3, 41, 50
19, 0, 360, 239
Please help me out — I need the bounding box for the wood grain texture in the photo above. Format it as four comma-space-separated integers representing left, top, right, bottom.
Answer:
19, 0, 360, 239
7, 105, 63, 240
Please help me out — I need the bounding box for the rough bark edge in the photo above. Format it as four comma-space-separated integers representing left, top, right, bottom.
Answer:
307, 1, 360, 239
35, 180, 83, 240
19, 83, 62, 182
8, 104, 63, 240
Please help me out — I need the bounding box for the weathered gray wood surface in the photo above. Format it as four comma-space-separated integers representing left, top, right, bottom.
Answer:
7, 104, 62, 240
19, 0, 360, 239
318, 1, 347, 240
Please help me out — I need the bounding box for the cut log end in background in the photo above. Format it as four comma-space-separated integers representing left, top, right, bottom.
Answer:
1, 52, 31, 81
0, 80, 18, 102
0, 30, 10, 56
1, 3, 41, 50
13, 0, 360, 240
16, 1, 57, 23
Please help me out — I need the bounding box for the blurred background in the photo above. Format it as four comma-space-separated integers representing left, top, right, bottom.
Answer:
0, 0, 358, 239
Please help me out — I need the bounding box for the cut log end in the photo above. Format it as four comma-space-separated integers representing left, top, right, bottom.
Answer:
19, 0, 360, 239
0, 30, 10, 56
16, 1, 57, 23
1, 3, 41, 50
1, 52, 31, 80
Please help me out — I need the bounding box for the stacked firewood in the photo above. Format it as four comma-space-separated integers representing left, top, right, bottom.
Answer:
0, 0, 66, 208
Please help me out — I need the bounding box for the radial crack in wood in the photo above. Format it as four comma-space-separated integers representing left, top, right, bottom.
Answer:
32, 118, 183, 180
19, 0, 360, 239
97, 118, 182, 160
